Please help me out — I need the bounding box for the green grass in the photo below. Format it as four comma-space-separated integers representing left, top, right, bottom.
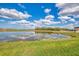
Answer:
0, 32, 79, 56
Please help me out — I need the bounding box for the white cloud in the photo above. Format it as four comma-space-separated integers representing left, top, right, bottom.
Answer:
58, 16, 71, 20
34, 19, 60, 27
9, 20, 35, 29
56, 3, 79, 16
9, 20, 28, 24
58, 16, 70, 23
0, 15, 11, 19
56, 3, 78, 27
56, 3, 79, 9
69, 18, 75, 22
74, 15, 79, 18
34, 20, 51, 27
75, 21, 79, 25
18, 3, 26, 9
56, 3, 67, 9
60, 23, 75, 29
9, 20, 33, 25
59, 6, 79, 16
58, 16, 76, 24
34, 19, 44, 27
52, 21, 61, 24
34, 15, 60, 27
0, 8, 32, 20
41, 19, 53, 25
34, 15, 54, 26
44, 8, 51, 14
66, 24, 75, 29
45, 15, 54, 20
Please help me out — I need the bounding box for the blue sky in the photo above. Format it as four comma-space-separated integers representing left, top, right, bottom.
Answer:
0, 3, 79, 29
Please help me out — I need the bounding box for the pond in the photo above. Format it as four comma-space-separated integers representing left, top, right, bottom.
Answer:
0, 32, 71, 41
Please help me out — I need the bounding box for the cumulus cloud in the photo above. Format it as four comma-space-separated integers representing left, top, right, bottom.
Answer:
34, 15, 60, 27
69, 18, 75, 22
45, 15, 54, 20
58, 16, 76, 24
59, 23, 75, 29
56, 3, 66, 8
56, 3, 79, 9
44, 8, 51, 14
9, 20, 33, 25
8, 12, 56, 28
9, 20, 35, 29
75, 21, 79, 25
66, 24, 75, 29
74, 15, 79, 18
56, 3, 79, 16
34, 19, 52, 25
58, 16, 71, 20
0, 8, 32, 20
0, 15, 11, 19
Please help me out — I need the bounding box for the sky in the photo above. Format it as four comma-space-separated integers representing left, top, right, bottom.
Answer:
0, 3, 79, 29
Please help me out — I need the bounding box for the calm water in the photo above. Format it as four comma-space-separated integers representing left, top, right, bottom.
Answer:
0, 32, 70, 41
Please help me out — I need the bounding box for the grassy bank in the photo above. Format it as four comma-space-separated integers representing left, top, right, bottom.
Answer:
0, 32, 79, 56
0, 28, 34, 32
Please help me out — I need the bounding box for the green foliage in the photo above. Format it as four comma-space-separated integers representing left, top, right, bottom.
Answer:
35, 27, 71, 31
0, 28, 33, 32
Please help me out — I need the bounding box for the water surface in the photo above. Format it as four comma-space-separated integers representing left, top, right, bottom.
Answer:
0, 32, 70, 41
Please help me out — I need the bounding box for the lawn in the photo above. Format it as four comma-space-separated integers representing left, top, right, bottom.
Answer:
0, 32, 79, 56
